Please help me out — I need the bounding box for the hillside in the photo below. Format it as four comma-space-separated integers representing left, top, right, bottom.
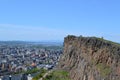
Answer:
58, 35, 120, 80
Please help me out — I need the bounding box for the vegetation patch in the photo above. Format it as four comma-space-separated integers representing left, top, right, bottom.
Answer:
43, 70, 70, 80
13, 68, 41, 75
92, 37, 120, 47
32, 68, 47, 80
25, 68, 41, 74
96, 63, 111, 77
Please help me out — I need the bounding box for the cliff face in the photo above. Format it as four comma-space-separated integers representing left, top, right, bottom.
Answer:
58, 35, 120, 80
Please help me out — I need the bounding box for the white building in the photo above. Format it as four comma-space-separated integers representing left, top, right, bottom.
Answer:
27, 74, 33, 80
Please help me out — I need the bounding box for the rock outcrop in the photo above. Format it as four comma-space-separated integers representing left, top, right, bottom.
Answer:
58, 35, 120, 80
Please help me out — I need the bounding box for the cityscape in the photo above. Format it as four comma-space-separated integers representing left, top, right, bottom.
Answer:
0, 41, 63, 80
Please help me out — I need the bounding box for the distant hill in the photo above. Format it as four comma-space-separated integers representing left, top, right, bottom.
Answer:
0, 41, 63, 49
0, 41, 63, 46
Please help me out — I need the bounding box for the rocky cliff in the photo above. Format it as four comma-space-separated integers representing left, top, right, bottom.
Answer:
58, 35, 120, 80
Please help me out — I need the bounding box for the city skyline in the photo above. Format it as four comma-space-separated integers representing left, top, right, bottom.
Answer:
0, 0, 120, 42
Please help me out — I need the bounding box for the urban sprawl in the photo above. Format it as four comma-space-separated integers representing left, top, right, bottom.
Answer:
0, 42, 62, 80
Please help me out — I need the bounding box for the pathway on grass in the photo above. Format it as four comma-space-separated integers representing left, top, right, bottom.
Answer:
39, 70, 53, 80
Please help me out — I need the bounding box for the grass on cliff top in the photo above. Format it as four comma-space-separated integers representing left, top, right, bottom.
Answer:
43, 70, 70, 80
91, 37, 120, 47
67, 35, 120, 47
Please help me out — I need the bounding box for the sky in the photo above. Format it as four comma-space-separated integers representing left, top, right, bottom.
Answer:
0, 0, 120, 42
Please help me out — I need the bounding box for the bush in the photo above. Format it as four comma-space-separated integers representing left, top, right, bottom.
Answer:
25, 68, 40, 74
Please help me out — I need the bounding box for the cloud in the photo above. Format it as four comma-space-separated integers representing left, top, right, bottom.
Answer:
0, 24, 69, 41
0, 24, 119, 43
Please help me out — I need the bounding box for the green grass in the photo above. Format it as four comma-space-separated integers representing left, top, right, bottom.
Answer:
43, 70, 70, 80
96, 63, 111, 77
25, 68, 41, 74
32, 68, 47, 80
13, 68, 41, 76
91, 58, 111, 77
92, 37, 120, 46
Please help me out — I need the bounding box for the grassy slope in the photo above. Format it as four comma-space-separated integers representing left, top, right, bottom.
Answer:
43, 70, 70, 80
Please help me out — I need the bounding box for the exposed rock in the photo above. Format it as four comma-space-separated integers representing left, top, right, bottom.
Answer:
58, 35, 120, 80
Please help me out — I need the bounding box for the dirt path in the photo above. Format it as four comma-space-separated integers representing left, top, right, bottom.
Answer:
39, 70, 52, 80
